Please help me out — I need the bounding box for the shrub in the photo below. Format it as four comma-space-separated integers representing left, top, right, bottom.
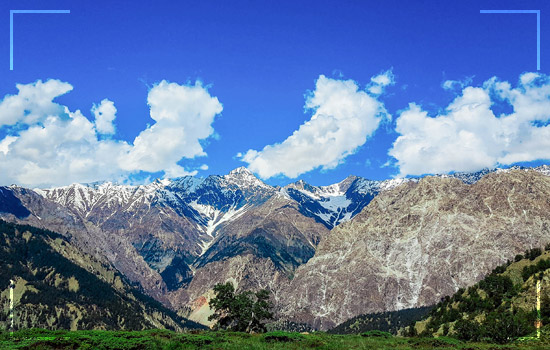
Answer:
484, 310, 534, 344
263, 331, 304, 342
360, 330, 392, 338
405, 325, 418, 337
409, 337, 459, 347
179, 334, 215, 346
522, 259, 550, 281
454, 318, 483, 342
526, 248, 542, 261
442, 324, 450, 336
492, 264, 507, 274
208, 282, 273, 333
478, 274, 514, 307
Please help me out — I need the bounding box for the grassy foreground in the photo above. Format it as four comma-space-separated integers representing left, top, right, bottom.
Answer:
2, 329, 550, 350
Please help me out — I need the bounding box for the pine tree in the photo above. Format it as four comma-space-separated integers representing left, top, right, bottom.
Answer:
208, 282, 274, 332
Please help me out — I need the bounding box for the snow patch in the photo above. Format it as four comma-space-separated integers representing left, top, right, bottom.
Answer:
190, 201, 250, 255
318, 195, 351, 212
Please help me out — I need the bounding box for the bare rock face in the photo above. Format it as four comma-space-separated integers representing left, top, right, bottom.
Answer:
0, 219, 202, 331
0, 168, 378, 315
1, 186, 173, 304
5, 166, 550, 330
278, 169, 550, 330
195, 195, 329, 274
182, 254, 285, 325
176, 194, 329, 324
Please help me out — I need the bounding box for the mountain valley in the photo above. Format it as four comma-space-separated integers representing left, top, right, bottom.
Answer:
2, 165, 550, 330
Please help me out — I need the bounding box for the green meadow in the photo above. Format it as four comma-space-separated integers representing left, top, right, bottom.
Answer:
2, 329, 550, 350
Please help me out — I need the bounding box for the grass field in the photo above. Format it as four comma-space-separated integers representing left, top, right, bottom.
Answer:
2, 329, 550, 350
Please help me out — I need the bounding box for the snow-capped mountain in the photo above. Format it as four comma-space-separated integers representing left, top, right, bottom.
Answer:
6, 167, 381, 307
36, 166, 380, 245
438, 165, 550, 184
39, 165, 547, 240
283, 175, 416, 228
4, 165, 550, 330
278, 167, 550, 330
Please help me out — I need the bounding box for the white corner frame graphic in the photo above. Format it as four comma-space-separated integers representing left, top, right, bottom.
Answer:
10, 9, 70, 70
480, 10, 541, 70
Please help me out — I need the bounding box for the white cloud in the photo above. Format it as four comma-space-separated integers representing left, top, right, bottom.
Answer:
240, 74, 390, 179
0, 79, 222, 187
368, 69, 395, 95
0, 80, 72, 127
389, 72, 550, 176
442, 76, 474, 91
118, 81, 222, 178
0, 136, 17, 155
92, 99, 117, 134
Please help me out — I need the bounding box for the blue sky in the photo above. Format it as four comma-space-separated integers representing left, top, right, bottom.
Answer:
1, 0, 549, 187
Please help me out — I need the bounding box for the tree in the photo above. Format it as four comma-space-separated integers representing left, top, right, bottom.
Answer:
249, 289, 273, 332
208, 282, 274, 332
454, 318, 483, 341
542, 293, 550, 324
484, 310, 533, 344
404, 324, 417, 337
208, 282, 237, 330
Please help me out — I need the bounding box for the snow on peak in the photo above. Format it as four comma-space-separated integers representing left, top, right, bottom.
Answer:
157, 178, 171, 186
316, 183, 345, 197
534, 165, 550, 176
169, 176, 204, 193
228, 166, 253, 176
224, 167, 271, 189
277, 187, 292, 200
379, 178, 413, 191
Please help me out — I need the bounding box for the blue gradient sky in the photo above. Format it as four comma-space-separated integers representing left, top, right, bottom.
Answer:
1, 0, 549, 187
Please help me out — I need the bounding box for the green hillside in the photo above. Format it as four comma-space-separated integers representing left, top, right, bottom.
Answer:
329, 306, 433, 335
3, 328, 550, 349
0, 219, 204, 331
408, 246, 550, 343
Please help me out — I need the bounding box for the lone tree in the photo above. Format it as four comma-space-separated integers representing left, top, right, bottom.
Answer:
208, 282, 273, 333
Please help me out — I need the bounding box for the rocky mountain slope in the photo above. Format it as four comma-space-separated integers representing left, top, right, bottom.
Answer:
329, 306, 433, 335
2, 165, 550, 330
0, 167, 384, 326
409, 246, 550, 342
277, 168, 550, 330
0, 219, 203, 331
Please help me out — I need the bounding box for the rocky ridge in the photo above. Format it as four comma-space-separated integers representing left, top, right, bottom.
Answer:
0, 167, 386, 325
2, 165, 550, 330
277, 168, 550, 329
0, 219, 203, 331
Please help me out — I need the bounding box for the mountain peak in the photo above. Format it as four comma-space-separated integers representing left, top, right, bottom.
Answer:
153, 178, 171, 186
337, 175, 359, 192
224, 166, 271, 190
228, 166, 254, 176
285, 179, 315, 193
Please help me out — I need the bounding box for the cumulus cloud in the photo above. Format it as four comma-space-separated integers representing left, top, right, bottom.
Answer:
0, 80, 72, 127
0, 136, 17, 155
368, 69, 395, 95
118, 81, 222, 178
0, 79, 222, 187
240, 74, 390, 179
92, 99, 117, 134
441, 76, 474, 91
389, 72, 550, 176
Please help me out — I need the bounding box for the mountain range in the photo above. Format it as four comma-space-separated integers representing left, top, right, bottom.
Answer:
2, 165, 550, 330
0, 219, 203, 331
